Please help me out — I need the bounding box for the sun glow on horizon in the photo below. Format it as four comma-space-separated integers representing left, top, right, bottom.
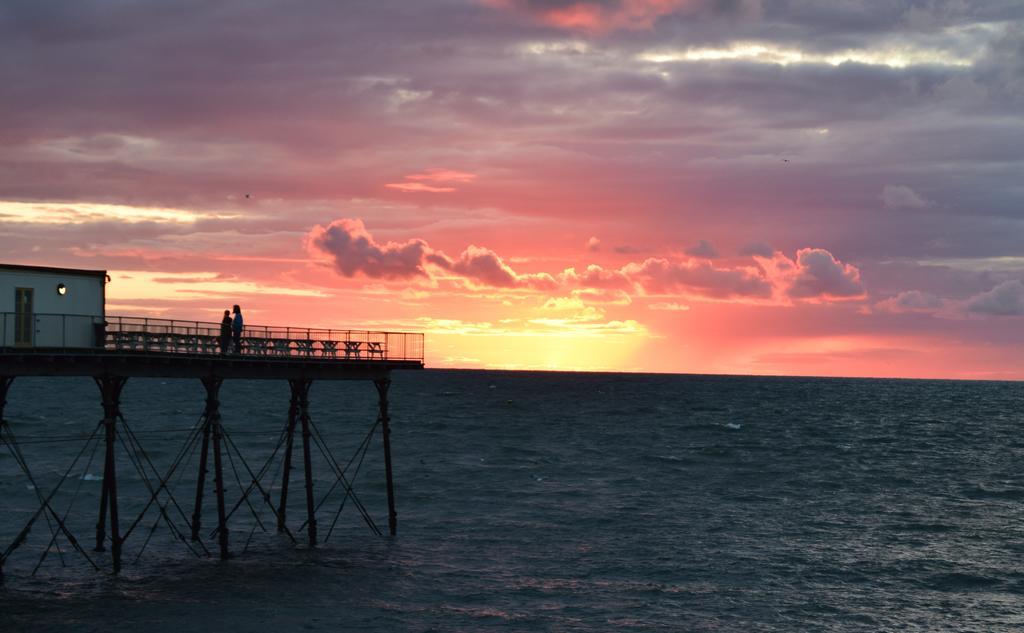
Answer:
0, 201, 240, 225
106, 271, 328, 302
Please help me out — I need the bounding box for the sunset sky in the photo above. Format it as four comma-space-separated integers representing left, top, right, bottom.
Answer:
2, 1, 1023, 378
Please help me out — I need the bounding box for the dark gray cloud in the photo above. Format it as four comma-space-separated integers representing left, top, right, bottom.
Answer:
739, 242, 773, 257
0, 0, 1021, 305
685, 239, 718, 258
874, 289, 944, 314
964, 279, 1024, 316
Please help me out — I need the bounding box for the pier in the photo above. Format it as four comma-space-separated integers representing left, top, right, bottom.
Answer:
0, 314, 423, 579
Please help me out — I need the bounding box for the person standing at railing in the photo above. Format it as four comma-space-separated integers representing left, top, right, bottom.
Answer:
219, 309, 232, 355
231, 304, 244, 354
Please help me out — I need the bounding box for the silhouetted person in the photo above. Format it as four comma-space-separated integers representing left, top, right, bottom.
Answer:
219, 309, 232, 354
232, 304, 244, 354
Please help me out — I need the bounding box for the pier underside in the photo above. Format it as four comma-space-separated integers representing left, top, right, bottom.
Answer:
0, 349, 417, 581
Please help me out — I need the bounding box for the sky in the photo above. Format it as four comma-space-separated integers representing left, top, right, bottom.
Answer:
1, 0, 1023, 379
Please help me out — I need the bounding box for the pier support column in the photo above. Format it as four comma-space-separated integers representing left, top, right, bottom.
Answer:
375, 376, 397, 536
279, 379, 316, 545
191, 377, 221, 542
0, 376, 12, 432
203, 377, 231, 560
0, 376, 11, 418
295, 379, 317, 546
276, 385, 301, 532
0, 376, 12, 582
94, 376, 127, 574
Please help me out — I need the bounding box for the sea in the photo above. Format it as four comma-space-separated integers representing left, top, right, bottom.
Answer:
1, 369, 1024, 631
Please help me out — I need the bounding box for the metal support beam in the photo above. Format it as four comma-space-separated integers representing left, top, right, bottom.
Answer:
205, 377, 230, 560
94, 376, 127, 573
294, 379, 317, 546
191, 377, 220, 541
375, 376, 397, 536
276, 386, 300, 532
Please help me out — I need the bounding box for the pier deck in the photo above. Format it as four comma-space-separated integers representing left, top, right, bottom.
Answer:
0, 314, 424, 379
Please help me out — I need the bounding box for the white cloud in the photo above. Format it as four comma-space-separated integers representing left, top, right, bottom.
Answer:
648, 302, 690, 311
685, 239, 718, 259
963, 280, 1024, 316
881, 185, 931, 210
874, 290, 944, 314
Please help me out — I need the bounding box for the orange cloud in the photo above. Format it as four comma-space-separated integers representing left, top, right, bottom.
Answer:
485, 0, 683, 32
406, 169, 477, 183
430, 245, 558, 290
385, 168, 477, 193
622, 257, 772, 299
385, 182, 457, 193
484, 0, 758, 33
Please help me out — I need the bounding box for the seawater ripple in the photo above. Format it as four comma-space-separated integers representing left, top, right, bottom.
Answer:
1, 371, 1023, 631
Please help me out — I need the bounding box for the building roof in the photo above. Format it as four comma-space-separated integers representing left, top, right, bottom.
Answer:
0, 263, 108, 278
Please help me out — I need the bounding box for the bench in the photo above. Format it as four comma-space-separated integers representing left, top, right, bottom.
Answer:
244, 337, 271, 356
198, 335, 219, 354
113, 331, 146, 351
271, 338, 291, 357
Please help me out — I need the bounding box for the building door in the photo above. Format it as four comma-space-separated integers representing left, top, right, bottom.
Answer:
14, 287, 33, 346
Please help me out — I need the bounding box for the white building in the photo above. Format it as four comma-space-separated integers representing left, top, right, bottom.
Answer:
0, 263, 107, 348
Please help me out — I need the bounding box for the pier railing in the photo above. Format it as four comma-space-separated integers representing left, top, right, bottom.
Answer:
0, 312, 424, 362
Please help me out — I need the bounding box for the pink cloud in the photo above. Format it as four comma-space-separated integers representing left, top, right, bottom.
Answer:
309, 218, 556, 290
308, 219, 866, 306
758, 248, 865, 302
622, 257, 772, 299
306, 218, 431, 279
430, 245, 559, 290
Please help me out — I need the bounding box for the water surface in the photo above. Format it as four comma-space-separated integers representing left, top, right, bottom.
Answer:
2, 370, 1023, 631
